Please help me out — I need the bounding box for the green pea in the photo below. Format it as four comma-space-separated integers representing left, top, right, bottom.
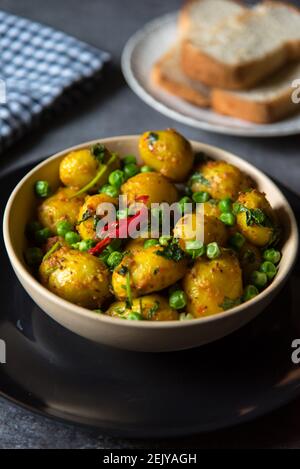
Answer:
65, 231, 80, 245
144, 239, 159, 249
229, 232, 245, 250
263, 249, 281, 265
218, 197, 232, 213
185, 240, 205, 259
100, 184, 119, 198
251, 271, 268, 289
108, 170, 125, 189
177, 197, 192, 216
140, 165, 154, 173
127, 312, 143, 320
26, 221, 42, 237
56, 220, 73, 237
123, 155, 137, 165
107, 251, 123, 268
78, 239, 94, 252
25, 247, 43, 266
192, 191, 210, 203
206, 242, 221, 259
99, 249, 110, 264
219, 212, 236, 226
124, 163, 140, 179
159, 235, 171, 246
260, 261, 277, 280
34, 180, 51, 198
35, 227, 51, 244
169, 290, 187, 310
243, 285, 259, 302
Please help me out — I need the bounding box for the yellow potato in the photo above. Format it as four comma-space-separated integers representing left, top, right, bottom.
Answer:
112, 244, 187, 299
106, 294, 179, 321
191, 160, 254, 200
183, 249, 243, 317
139, 129, 194, 182
77, 193, 118, 240
173, 213, 228, 249
235, 189, 277, 247
59, 147, 120, 192
238, 241, 262, 283
59, 149, 98, 189
39, 247, 110, 308
203, 199, 221, 218
121, 172, 178, 206
38, 187, 85, 234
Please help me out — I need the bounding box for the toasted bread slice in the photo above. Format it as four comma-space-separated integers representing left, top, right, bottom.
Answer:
152, 47, 300, 123
181, 1, 300, 90
178, 0, 246, 36
151, 46, 210, 107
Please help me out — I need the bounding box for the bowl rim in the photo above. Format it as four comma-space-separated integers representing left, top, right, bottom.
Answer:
3, 135, 299, 330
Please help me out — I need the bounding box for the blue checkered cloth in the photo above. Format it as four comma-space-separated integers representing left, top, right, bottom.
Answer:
0, 10, 110, 152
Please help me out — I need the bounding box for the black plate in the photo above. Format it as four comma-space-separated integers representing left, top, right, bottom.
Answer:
1, 163, 300, 438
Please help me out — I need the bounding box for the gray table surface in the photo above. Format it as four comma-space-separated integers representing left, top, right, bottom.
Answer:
0, 0, 300, 449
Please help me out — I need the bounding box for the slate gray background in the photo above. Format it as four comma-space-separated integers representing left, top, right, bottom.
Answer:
0, 0, 300, 449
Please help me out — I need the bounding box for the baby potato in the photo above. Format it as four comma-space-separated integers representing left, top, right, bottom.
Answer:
173, 213, 228, 249
235, 189, 277, 247
77, 193, 118, 240
106, 294, 179, 321
139, 129, 194, 182
112, 244, 187, 299
59, 147, 120, 192
39, 246, 110, 308
121, 172, 178, 206
59, 149, 98, 189
183, 249, 243, 317
191, 160, 253, 200
203, 199, 221, 218
38, 187, 85, 234
238, 241, 262, 283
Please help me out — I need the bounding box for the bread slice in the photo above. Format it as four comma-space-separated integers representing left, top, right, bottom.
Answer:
152, 47, 300, 123
181, 1, 300, 90
178, 0, 246, 36
151, 46, 211, 107
212, 62, 300, 123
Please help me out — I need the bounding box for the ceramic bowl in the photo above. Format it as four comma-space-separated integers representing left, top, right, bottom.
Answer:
3, 136, 299, 352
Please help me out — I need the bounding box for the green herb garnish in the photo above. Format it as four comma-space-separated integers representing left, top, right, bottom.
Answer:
147, 301, 160, 320
189, 172, 211, 188
233, 203, 270, 227
156, 240, 186, 263
90, 143, 106, 163
125, 271, 133, 309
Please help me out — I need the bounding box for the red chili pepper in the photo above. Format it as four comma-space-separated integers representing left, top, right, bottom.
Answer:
135, 195, 149, 204
89, 206, 149, 256
88, 237, 111, 256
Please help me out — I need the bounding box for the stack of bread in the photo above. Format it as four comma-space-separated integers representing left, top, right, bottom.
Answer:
151, 0, 300, 123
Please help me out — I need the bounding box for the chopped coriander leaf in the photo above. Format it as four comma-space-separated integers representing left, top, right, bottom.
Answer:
119, 265, 129, 276
189, 172, 211, 187
147, 300, 160, 319
125, 271, 133, 309
147, 132, 159, 144
76, 209, 92, 226
90, 143, 106, 162
156, 242, 186, 262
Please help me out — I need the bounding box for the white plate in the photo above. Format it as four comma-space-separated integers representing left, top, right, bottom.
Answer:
121, 13, 300, 137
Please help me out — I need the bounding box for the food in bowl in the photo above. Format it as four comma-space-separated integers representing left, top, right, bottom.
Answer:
24, 129, 282, 322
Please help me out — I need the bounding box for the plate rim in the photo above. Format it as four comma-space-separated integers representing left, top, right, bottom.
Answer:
121, 12, 300, 138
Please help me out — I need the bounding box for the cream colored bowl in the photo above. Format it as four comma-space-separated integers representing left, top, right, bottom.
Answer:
3, 136, 299, 352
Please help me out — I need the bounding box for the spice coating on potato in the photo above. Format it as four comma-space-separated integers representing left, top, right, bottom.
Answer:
183, 249, 243, 317
38, 187, 85, 234
106, 295, 179, 321
39, 246, 110, 308
112, 245, 188, 299
191, 160, 253, 200
174, 213, 228, 249
236, 189, 277, 247
139, 129, 194, 182
77, 193, 118, 240
121, 172, 178, 206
